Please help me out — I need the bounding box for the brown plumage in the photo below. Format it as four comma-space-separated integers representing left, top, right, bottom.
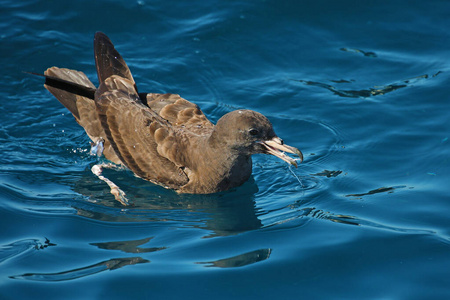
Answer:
42, 32, 303, 194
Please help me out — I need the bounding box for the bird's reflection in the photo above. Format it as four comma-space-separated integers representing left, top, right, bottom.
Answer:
8, 168, 294, 282
72, 167, 263, 237
9, 169, 269, 281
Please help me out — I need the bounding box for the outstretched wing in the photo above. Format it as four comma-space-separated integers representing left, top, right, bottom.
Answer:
95, 75, 189, 189
94, 32, 137, 91
94, 31, 213, 135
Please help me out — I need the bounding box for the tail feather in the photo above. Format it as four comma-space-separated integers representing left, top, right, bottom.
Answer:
41, 67, 122, 165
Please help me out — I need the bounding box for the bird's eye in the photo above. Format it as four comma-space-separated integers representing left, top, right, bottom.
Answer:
249, 128, 259, 136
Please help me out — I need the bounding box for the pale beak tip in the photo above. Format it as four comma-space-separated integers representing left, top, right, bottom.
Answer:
261, 138, 303, 166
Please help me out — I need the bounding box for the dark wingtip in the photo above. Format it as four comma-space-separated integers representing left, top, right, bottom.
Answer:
94, 31, 110, 43
93, 31, 138, 93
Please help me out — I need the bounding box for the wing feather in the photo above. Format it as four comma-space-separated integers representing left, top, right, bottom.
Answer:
94, 32, 137, 91
146, 93, 214, 135
95, 76, 189, 189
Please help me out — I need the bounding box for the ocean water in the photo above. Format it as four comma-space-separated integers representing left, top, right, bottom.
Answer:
1, 0, 449, 299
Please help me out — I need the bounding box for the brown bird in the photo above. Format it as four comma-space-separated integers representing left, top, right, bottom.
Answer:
39, 32, 303, 199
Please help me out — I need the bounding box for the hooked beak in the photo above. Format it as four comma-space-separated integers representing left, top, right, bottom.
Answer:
260, 137, 303, 168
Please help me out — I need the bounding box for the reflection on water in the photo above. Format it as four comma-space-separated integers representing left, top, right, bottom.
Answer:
197, 248, 271, 268
346, 185, 407, 198
91, 237, 167, 254
340, 47, 377, 57
296, 73, 440, 98
10, 257, 149, 282
71, 168, 262, 237
296, 206, 442, 237
311, 169, 342, 178
0, 238, 56, 264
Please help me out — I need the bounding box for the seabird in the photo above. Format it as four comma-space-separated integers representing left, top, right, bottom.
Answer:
38, 32, 303, 199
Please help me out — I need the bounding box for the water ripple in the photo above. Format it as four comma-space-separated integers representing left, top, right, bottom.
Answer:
90, 237, 167, 254
196, 248, 271, 268
295, 72, 441, 99
340, 47, 377, 58
0, 238, 55, 264
10, 257, 149, 282
345, 185, 408, 199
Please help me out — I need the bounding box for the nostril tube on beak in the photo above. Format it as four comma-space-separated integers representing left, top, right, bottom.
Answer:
272, 137, 284, 145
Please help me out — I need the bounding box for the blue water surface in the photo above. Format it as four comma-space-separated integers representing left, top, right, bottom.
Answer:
1, 0, 449, 299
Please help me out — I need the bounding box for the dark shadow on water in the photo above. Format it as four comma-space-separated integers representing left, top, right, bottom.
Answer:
296, 72, 441, 99
90, 237, 167, 254
71, 167, 262, 237
311, 169, 343, 178
10, 257, 148, 282
6, 171, 271, 281
345, 185, 407, 199
196, 248, 271, 268
9, 248, 272, 281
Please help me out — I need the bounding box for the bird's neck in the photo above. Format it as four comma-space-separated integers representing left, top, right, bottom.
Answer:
180, 136, 252, 194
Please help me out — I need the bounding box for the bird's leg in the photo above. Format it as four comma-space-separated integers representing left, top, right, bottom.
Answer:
89, 138, 130, 206
91, 164, 130, 206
